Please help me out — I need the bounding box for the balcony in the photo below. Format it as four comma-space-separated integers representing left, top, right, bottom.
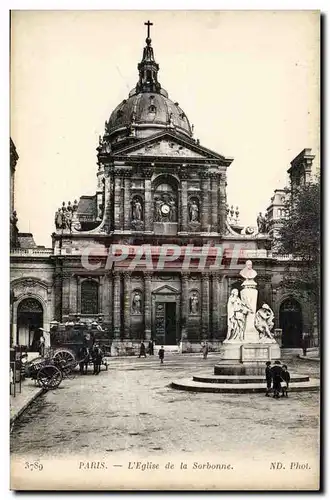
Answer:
10, 248, 53, 257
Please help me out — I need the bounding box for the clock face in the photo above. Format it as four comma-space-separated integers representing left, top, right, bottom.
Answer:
161, 204, 170, 215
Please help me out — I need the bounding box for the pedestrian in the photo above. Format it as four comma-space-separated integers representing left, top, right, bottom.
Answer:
301, 335, 308, 356
202, 342, 209, 359
148, 340, 154, 355
265, 361, 272, 396
139, 342, 147, 358
271, 360, 282, 399
158, 345, 165, 364
39, 334, 45, 357
281, 364, 291, 397
92, 344, 102, 375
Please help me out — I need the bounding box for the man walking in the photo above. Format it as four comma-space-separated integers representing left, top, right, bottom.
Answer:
158, 345, 165, 364
139, 342, 147, 358
202, 342, 209, 359
148, 340, 154, 355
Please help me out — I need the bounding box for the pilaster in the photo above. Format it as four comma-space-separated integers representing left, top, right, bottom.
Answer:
211, 271, 220, 339
144, 271, 152, 340
123, 271, 131, 339
200, 172, 211, 232
201, 273, 210, 340
181, 271, 189, 340
113, 271, 121, 339
143, 168, 153, 232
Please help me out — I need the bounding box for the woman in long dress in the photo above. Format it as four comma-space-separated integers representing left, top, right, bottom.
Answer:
225, 289, 250, 342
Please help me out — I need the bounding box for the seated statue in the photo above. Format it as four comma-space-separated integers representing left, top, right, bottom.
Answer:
254, 303, 275, 342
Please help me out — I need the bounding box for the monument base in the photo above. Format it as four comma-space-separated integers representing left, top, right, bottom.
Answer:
215, 342, 281, 375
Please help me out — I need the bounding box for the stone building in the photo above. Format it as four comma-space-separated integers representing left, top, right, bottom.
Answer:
10, 26, 319, 353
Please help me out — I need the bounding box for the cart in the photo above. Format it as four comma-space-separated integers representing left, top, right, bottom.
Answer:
48, 322, 110, 372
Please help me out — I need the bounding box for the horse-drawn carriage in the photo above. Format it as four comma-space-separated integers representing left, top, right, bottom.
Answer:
49, 321, 111, 373
24, 321, 111, 389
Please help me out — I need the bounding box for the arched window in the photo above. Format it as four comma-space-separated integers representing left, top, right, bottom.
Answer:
81, 280, 99, 315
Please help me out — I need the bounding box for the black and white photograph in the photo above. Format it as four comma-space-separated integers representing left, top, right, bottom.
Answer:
9, 10, 320, 491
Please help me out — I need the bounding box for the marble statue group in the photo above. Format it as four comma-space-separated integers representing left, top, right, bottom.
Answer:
224, 260, 276, 344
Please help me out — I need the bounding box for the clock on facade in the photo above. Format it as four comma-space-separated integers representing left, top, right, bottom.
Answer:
161, 204, 170, 215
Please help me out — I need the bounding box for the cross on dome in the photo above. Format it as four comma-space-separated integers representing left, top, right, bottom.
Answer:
144, 20, 153, 42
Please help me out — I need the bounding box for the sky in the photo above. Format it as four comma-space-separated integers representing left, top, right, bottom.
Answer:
10, 10, 320, 247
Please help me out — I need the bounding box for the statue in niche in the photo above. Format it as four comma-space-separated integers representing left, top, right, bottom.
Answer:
189, 293, 199, 314
168, 195, 177, 222
132, 197, 143, 221
224, 289, 251, 342
132, 292, 142, 315
189, 199, 199, 222
154, 196, 162, 222
254, 304, 275, 342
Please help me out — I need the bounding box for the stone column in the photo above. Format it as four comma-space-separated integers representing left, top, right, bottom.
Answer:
123, 272, 131, 339
180, 172, 189, 232
181, 272, 189, 340
102, 272, 112, 325
219, 275, 228, 340
144, 168, 153, 232
102, 166, 112, 233
61, 271, 71, 320
123, 173, 131, 230
144, 272, 152, 340
201, 273, 210, 340
113, 271, 121, 339
114, 172, 122, 230
218, 173, 227, 234
210, 173, 219, 232
211, 272, 220, 339
54, 270, 62, 321
200, 172, 211, 232
70, 275, 78, 315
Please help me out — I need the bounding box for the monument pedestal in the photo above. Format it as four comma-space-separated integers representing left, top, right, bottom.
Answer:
216, 341, 281, 375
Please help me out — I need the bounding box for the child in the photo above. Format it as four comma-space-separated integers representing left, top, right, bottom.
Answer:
281, 365, 290, 397
158, 345, 165, 364
265, 361, 272, 396
271, 360, 282, 399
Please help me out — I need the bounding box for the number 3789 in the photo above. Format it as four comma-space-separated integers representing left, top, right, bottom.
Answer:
24, 461, 43, 471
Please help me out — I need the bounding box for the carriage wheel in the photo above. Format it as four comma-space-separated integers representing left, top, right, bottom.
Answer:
53, 349, 76, 368
37, 365, 63, 389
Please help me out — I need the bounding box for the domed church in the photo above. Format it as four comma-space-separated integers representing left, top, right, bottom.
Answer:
10, 22, 318, 354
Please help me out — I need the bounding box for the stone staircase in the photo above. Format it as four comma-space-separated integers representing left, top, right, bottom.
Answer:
171, 373, 320, 393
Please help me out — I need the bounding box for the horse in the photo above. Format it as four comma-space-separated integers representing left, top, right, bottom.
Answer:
78, 345, 90, 375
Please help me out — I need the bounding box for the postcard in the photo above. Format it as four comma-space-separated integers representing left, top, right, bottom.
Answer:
10, 10, 320, 491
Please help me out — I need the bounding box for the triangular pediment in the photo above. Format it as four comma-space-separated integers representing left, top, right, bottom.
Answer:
128, 138, 206, 158
113, 131, 232, 164
152, 284, 180, 295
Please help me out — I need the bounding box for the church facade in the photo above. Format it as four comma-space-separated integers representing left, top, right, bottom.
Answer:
10, 25, 318, 353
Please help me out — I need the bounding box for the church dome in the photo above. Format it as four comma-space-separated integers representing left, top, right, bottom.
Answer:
105, 22, 193, 143
107, 92, 192, 140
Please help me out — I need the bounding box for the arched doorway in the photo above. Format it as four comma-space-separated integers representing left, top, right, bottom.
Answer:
17, 298, 43, 350
279, 298, 303, 348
